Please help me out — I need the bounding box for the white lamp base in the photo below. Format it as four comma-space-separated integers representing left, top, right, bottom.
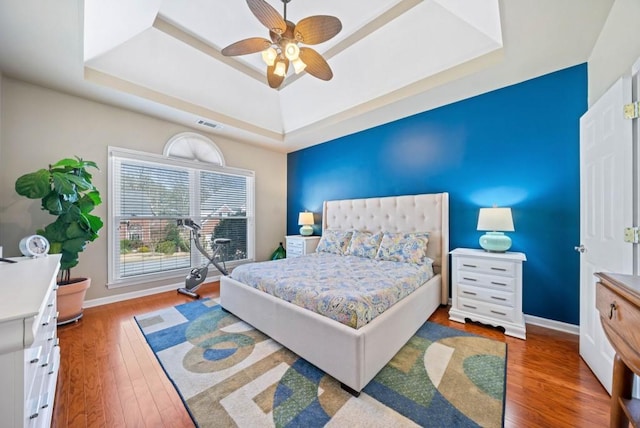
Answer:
479, 232, 512, 252
299, 225, 313, 236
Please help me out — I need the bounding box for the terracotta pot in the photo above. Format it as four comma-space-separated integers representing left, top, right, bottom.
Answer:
57, 277, 91, 325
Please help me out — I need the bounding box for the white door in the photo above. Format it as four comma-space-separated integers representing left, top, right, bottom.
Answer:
578, 76, 633, 394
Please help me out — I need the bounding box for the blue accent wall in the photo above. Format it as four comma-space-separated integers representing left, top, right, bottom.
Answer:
287, 64, 587, 325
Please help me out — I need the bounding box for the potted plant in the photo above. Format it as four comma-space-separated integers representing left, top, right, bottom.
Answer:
15, 157, 103, 325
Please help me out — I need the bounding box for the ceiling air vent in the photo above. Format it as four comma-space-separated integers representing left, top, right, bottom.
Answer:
197, 119, 222, 129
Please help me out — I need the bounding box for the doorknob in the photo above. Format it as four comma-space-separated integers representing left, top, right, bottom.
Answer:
574, 245, 586, 253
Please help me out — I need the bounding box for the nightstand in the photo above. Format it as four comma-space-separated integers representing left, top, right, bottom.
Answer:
449, 248, 527, 339
285, 235, 321, 258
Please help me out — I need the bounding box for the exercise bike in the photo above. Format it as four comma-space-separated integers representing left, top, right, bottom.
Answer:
177, 218, 231, 299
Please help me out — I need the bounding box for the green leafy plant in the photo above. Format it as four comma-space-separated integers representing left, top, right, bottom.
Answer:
15, 157, 103, 284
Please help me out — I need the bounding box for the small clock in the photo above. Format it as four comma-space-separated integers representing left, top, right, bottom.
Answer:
19, 234, 50, 258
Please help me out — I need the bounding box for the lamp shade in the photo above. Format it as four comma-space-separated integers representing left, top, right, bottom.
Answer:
298, 212, 314, 236
298, 212, 314, 225
477, 207, 514, 231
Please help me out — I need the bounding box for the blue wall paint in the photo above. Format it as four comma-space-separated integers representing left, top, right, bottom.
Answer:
287, 64, 587, 325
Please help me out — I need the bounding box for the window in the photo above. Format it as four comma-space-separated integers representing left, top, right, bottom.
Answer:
108, 146, 255, 288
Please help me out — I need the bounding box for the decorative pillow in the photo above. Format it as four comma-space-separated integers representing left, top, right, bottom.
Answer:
346, 230, 383, 259
315, 230, 353, 255
375, 232, 430, 264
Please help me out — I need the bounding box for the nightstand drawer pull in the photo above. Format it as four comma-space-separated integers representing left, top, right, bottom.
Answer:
491, 267, 507, 271
491, 296, 507, 301
609, 302, 617, 320
462, 277, 477, 282
462, 291, 477, 296
491, 281, 507, 286
491, 310, 507, 316
462, 263, 477, 268
463, 304, 477, 310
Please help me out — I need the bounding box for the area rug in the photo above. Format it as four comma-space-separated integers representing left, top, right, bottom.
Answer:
135, 299, 507, 427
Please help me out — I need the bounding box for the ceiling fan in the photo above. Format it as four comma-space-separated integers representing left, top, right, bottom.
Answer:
221, 0, 342, 89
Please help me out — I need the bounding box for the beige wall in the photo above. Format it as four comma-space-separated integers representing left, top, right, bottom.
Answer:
0, 77, 287, 300
588, 0, 640, 105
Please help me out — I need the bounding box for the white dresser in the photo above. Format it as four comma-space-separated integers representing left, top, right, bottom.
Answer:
449, 248, 527, 339
0, 255, 61, 428
285, 235, 321, 258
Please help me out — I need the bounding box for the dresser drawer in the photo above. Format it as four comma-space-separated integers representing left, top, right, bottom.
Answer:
457, 257, 516, 277
458, 297, 515, 323
458, 283, 514, 307
456, 270, 515, 292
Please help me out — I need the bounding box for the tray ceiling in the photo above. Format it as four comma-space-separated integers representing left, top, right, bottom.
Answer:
0, 0, 614, 152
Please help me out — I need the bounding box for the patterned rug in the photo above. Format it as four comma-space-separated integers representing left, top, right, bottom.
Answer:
135, 299, 507, 427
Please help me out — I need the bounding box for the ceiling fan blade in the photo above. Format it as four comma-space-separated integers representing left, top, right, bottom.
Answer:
247, 0, 286, 34
294, 16, 342, 45
267, 58, 289, 89
299, 47, 333, 81
221, 37, 272, 56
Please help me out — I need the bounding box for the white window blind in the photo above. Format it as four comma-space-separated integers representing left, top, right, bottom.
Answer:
108, 147, 255, 287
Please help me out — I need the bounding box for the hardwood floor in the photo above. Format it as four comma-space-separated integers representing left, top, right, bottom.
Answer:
52, 282, 611, 427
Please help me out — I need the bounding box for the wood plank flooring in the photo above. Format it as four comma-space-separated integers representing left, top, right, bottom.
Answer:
52, 282, 611, 427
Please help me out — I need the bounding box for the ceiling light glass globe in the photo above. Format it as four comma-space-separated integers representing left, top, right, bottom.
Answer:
274, 61, 286, 77
284, 42, 300, 61
261, 47, 277, 66
292, 58, 306, 74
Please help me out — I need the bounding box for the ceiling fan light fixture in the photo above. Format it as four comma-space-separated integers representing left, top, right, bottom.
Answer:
261, 47, 277, 66
223, 0, 342, 88
284, 42, 300, 61
274, 61, 286, 77
292, 57, 306, 74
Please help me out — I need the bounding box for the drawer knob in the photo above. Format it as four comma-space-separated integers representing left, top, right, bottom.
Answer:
462, 264, 477, 268
609, 302, 617, 320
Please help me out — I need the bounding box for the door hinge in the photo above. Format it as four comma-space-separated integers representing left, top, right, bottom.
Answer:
624, 102, 639, 119
624, 227, 640, 243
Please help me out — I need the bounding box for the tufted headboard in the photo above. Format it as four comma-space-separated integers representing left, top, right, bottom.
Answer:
322, 193, 449, 304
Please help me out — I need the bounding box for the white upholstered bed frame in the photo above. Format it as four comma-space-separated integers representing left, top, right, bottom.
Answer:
220, 192, 449, 393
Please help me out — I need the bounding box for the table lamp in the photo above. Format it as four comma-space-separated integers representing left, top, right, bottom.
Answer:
477, 207, 514, 252
298, 212, 314, 236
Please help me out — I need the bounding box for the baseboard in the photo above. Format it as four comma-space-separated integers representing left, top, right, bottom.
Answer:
83, 282, 181, 308
446, 297, 579, 335
524, 314, 579, 335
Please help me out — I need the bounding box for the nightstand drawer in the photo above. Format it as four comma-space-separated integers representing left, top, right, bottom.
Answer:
286, 239, 303, 250
456, 270, 515, 291
457, 257, 516, 277
287, 247, 303, 257
458, 283, 514, 307
458, 297, 515, 322
596, 282, 640, 353
285, 236, 320, 258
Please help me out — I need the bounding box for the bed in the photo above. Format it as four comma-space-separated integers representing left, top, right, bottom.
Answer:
220, 192, 449, 393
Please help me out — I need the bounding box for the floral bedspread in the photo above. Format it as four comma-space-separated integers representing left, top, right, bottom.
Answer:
229, 252, 434, 329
